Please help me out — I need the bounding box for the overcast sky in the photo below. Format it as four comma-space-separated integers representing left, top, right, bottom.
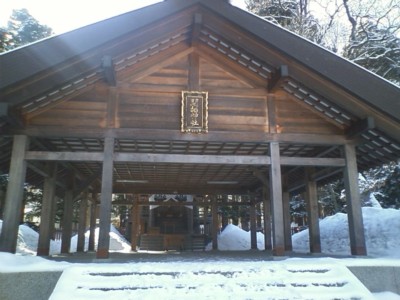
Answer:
1, 0, 247, 34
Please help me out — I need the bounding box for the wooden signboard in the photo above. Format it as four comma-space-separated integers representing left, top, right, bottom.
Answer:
181, 91, 208, 133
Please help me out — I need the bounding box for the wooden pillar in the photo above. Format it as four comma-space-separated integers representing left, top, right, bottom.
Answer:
211, 197, 219, 250
250, 200, 257, 250
77, 193, 88, 252
0, 135, 29, 253
305, 168, 321, 253
0, 188, 5, 220
343, 144, 367, 255
37, 163, 57, 256
269, 142, 285, 256
49, 196, 59, 241
88, 193, 97, 251
282, 182, 292, 252
61, 188, 74, 254
203, 206, 208, 235
187, 206, 194, 234
130, 200, 139, 251
96, 136, 114, 259
263, 186, 272, 251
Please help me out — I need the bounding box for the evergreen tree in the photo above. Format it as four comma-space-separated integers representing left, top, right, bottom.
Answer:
0, 8, 53, 52
246, 0, 324, 45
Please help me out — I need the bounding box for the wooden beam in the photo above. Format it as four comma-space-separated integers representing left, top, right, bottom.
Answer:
250, 202, 257, 249
0, 135, 29, 253
267, 95, 277, 134
14, 127, 349, 145
305, 168, 321, 253
61, 187, 74, 254
211, 198, 219, 250
280, 157, 345, 167
130, 201, 140, 251
190, 13, 202, 47
27, 162, 66, 189
73, 171, 102, 200
96, 137, 115, 259
121, 43, 194, 83
346, 116, 375, 139
195, 43, 266, 88
25, 150, 345, 168
0, 104, 25, 128
263, 187, 272, 251
282, 177, 292, 252
77, 193, 88, 252
269, 142, 285, 256
88, 193, 97, 252
116, 152, 271, 165
117, 82, 267, 97
252, 168, 268, 185
188, 53, 200, 90
26, 151, 103, 161
343, 143, 367, 255
37, 162, 57, 256
102, 56, 116, 86
106, 87, 118, 128
268, 65, 289, 92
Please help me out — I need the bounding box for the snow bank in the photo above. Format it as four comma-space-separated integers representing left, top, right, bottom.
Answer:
206, 207, 400, 258
70, 225, 131, 253
205, 224, 265, 251
293, 207, 400, 257
0, 220, 60, 255
0, 220, 131, 255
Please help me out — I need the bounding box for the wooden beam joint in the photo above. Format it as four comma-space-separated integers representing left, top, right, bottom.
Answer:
346, 116, 375, 139
268, 65, 289, 92
102, 55, 116, 86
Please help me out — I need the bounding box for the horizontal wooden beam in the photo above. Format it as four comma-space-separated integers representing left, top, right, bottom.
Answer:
26, 151, 103, 161
115, 153, 270, 165
25, 150, 345, 167
280, 157, 345, 167
12, 127, 349, 145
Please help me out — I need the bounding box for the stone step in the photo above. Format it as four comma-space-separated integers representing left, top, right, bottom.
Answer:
50, 260, 374, 299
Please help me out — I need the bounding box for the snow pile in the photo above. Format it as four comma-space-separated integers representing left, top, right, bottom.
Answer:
206, 207, 400, 258
0, 220, 60, 255
0, 220, 131, 255
70, 225, 131, 253
293, 207, 400, 257
205, 224, 265, 251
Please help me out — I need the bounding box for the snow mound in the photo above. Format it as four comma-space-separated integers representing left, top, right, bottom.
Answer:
206, 224, 265, 251
0, 220, 131, 255
70, 224, 131, 253
206, 207, 400, 257
0, 220, 60, 255
293, 207, 400, 257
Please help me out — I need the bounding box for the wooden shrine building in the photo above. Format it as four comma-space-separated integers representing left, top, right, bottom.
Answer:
0, 0, 399, 258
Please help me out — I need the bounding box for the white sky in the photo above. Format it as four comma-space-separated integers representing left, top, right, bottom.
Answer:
0, 0, 247, 34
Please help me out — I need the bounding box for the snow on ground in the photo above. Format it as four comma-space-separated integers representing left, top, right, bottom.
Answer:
1, 207, 400, 299
49, 259, 375, 300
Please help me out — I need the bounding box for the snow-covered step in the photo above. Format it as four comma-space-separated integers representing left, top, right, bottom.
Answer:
50, 260, 374, 300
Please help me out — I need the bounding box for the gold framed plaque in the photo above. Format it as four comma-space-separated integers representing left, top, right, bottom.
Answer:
181, 91, 208, 133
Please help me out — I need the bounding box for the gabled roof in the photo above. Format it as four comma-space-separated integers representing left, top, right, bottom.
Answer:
1, 0, 398, 121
